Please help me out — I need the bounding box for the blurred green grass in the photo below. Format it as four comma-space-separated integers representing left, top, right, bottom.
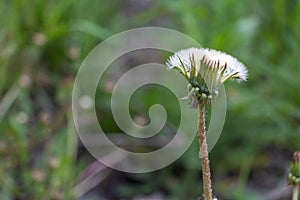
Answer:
0, 0, 299, 199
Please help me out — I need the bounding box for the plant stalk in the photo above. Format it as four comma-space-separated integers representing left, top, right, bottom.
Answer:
293, 186, 298, 200
198, 100, 213, 200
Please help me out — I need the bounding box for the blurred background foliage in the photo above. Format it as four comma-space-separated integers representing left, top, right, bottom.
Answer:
0, 0, 299, 199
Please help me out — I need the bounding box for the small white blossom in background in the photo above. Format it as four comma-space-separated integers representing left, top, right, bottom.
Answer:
79, 95, 93, 109
166, 47, 248, 108
32, 32, 47, 46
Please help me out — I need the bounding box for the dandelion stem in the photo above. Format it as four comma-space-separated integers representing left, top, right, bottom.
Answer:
198, 100, 213, 200
293, 186, 299, 200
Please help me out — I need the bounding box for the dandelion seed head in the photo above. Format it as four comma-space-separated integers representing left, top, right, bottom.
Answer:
166, 47, 248, 105
166, 47, 248, 90
167, 48, 247, 82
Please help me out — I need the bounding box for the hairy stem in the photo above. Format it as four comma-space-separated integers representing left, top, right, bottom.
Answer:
198, 100, 213, 200
293, 186, 298, 200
